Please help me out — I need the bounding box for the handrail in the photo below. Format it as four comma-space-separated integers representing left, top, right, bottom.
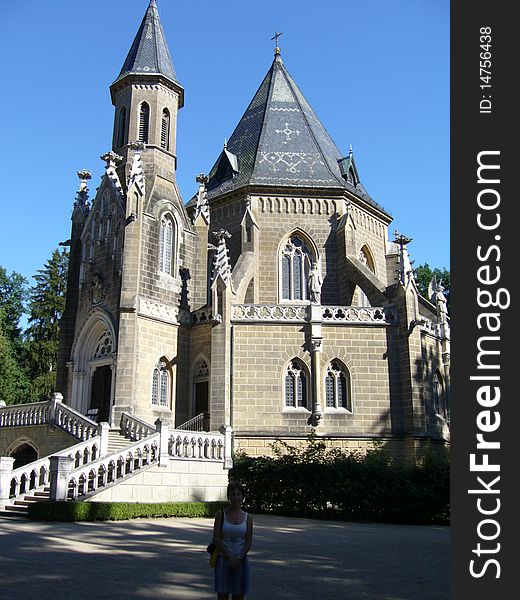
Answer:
67, 433, 160, 500
176, 413, 206, 432
7, 436, 102, 501
120, 412, 156, 440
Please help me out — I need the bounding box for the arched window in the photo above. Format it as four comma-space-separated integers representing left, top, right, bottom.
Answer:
159, 214, 174, 274
118, 106, 127, 148
161, 108, 170, 150
284, 359, 309, 409
281, 234, 314, 300
325, 360, 351, 410
138, 102, 150, 144
433, 371, 445, 417
152, 359, 170, 407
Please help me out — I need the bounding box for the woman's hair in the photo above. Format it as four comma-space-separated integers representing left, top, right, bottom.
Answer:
227, 480, 244, 498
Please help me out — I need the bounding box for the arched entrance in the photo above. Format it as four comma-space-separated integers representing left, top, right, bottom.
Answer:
193, 358, 210, 431
70, 309, 117, 423
11, 443, 38, 469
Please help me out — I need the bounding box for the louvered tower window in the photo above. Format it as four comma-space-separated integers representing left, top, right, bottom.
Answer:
159, 214, 174, 274
138, 102, 150, 144
118, 107, 127, 148
161, 108, 170, 150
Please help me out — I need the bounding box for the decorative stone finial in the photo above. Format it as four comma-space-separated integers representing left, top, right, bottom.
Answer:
393, 230, 414, 287
211, 230, 232, 286
194, 173, 210, 223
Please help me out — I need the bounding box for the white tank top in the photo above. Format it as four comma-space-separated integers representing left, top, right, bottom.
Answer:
221, 510, 248, 557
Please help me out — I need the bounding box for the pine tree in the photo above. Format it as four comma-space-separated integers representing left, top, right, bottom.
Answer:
24, 249, 69, 401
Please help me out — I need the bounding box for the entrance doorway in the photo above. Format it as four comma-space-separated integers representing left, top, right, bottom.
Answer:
90, 365, 112, 422
194, 381, 210, 431
11, 443, 38, 469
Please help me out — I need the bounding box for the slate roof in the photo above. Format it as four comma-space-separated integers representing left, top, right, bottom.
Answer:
114, 0, 179, 86
202, 52, 388, 216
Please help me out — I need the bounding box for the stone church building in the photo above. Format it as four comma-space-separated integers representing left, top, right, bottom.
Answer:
54, 0, 450, 460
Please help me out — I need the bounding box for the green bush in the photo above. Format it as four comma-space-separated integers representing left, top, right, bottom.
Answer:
27, 500, 228, 522
231, 436, 449, 525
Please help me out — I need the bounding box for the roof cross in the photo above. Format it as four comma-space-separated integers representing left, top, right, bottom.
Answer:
271, 31, 283, 54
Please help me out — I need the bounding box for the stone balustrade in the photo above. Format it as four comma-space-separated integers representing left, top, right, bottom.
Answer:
120, 412, 156, 440
64, 434, 161, 501
231, 304, 397, 325
0, 401, 50, 427
0, 435, 103, 509
0, 394, 99, 441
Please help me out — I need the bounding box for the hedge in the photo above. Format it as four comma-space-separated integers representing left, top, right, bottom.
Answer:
27, 500, 228, 522
230, 436, 450, 525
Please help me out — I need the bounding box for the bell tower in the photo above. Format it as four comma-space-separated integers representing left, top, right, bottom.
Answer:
109, 0, 184, 183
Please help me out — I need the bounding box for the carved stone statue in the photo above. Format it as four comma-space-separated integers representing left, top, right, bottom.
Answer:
308, 262, 323, 304
429, 276, 448, 321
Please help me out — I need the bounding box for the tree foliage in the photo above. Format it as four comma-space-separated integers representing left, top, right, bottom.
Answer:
24, 249, 69, 401
414, 263, 450, 311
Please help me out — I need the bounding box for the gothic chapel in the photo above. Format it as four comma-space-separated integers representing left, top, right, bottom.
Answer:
56, 0, 450, 459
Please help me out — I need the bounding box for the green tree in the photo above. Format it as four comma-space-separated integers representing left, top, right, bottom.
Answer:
24, 249, 69, 401
0, 307, 29, 404
414, 263, 450, 311
0, 266, 28, 346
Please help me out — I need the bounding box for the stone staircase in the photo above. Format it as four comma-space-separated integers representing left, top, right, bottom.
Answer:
0, 486, 50, 519
0, 429, 138, 520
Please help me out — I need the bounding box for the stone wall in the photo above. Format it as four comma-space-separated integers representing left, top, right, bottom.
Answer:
0, 426, 77, 459
90, 457, 228, 502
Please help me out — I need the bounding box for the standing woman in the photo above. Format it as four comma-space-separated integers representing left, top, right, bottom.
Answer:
213, 481, 253, 600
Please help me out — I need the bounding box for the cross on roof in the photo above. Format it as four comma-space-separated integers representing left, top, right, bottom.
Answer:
271, 31, 283, 54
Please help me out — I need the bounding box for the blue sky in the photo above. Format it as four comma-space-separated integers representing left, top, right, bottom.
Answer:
0, 0, 449, 289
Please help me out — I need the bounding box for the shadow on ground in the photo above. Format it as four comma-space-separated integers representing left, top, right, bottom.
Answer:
0, 514, 449, 600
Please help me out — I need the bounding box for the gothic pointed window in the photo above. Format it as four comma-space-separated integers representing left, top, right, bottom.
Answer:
161, 108, 170, 150
152, 359, 170, 407
118, 107, 128, 148
325, 360, 351, 411
284, 359, 309, 409
280, 235, 314, 301
433, 371, 446, 418
138, 102, 150, 144
159, 214, 174, 275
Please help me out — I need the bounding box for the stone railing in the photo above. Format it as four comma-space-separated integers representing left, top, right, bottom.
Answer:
0, 401, 50, 427
321, 306, 397, 325
232, 304, 308, 322
50, 423, 233, 502
0, 394, 98, 441
231, 304, 397, 325
191, 307, 214, 325
64, 434, 161, 501
168, 428, 228, 462
120, 412, 156, 441
0, 434, 104, 509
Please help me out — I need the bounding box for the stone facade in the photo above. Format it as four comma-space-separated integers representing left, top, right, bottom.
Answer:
52, 1, 450, 463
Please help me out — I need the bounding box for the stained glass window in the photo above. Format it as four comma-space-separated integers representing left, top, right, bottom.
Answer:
281, 235, 313, 300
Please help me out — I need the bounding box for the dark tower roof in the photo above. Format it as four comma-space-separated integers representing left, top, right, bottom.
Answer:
203, 52, 388, 215
114, 0, 179, 86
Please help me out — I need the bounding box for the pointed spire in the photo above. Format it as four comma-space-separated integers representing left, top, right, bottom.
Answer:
114, 0, 179, 86
211, 230, 232, 287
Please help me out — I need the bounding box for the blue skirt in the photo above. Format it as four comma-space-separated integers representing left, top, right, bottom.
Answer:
214, 555, 250, 594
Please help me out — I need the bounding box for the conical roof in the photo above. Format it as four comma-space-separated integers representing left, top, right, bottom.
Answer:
114, 0, 179, 86
204, 53, 387, 214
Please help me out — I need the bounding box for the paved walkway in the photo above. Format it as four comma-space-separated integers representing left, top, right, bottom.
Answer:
0, 514, 449, 600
